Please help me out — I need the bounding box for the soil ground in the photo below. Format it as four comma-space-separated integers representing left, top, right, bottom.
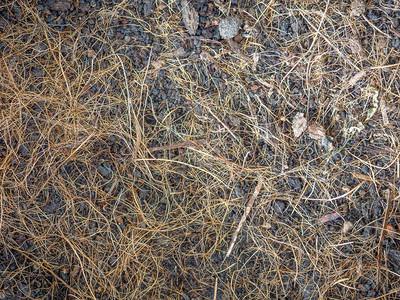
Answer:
1, 0, 400, 299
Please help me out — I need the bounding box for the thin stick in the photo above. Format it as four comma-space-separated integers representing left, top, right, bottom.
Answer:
376, 189, 394, 283
225, 179, 263, 259
117, 54, 132, 139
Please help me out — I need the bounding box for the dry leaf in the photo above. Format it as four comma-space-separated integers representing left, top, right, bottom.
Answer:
307, 122, 325, 140
151, 59, 166, 70
349, 36, 363, 54
350, 0, 365, 17
310, 54, 324, 87
346, 70, 366, 88
181, 0, 199, 35
252, 53, 260, 71
318, 212, 341, 224
173, 47, 186, 58
292, 112, 307, 138
352, 172, 373, 182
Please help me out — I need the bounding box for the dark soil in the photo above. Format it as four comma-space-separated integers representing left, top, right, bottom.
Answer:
1, 0, 400, 299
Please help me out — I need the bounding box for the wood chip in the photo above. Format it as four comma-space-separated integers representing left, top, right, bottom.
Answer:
307, 122, 326, 140
318, 212, 341, 224
292, 112, 307, 138
380, 98, 389, 126
181, 0, 199, 35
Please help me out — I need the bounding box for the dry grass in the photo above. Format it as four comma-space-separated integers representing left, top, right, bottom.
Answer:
1, 0, 400, 299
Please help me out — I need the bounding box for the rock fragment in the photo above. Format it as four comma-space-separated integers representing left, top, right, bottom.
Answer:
219, 16, 242, 40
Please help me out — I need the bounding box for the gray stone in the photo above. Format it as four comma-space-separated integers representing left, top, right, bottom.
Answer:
98, 164, 112, 178
219, 16, 242, 40
274, 200, 285, 213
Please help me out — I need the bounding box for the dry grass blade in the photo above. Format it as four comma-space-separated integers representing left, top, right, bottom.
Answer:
148, 139, 206, 153
376, 189, 395, 283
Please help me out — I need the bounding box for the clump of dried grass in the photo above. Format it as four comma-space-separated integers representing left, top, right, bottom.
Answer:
1, 0, 400, 299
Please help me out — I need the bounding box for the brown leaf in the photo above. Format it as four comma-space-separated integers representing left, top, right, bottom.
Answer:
349, 36, 363, 54
151, 59, 166, 70
181, 0, 199, 35
307, 122, 325, 140
292, 112, 307, 138
350, 0, 366, 17
318, 212, 341, 224
346, 70, 367, 88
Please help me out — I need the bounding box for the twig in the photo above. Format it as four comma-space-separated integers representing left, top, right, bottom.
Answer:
225, 179, 263, 259
376, 189, 394, 283
318, 212, 342, 224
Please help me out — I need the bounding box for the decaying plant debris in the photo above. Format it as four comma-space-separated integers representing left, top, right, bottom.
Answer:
0, 0, 400, 299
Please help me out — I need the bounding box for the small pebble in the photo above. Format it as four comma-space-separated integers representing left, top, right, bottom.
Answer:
342, 221, 353, 234
274, 200, 285, 214
219, 16, 242, 40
